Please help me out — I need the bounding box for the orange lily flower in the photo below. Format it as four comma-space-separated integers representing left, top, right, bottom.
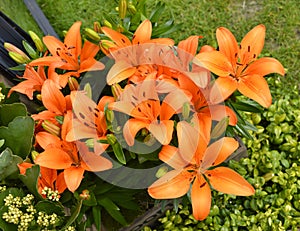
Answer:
32, 79, 72, 122
109, 79, 191, 146
102, 20, 174, 85
18, 162, 67, 196
30, 21, 104, 87
194, 24, 285, 107
8, 65, 46, 100
148, 121, 255, 220
34, 132, 112, 192
178, 75, 237, 141
66, 91, 113, 152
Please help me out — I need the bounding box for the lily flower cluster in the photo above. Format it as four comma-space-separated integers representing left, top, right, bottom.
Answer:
6, 19, 284, 221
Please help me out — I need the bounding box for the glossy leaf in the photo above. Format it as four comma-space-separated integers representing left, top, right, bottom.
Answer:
0, 116, 34, 158
0, 148, 22, 181
92, 206, 102, 231
0, 103, 27, 126
36, 200, 65, 216
18, 165, 43, 200
97, 197, 127, 226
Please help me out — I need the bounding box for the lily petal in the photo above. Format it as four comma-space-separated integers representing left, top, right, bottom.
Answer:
64, 21, 82, 58
244, 57, 285, 77
206, 167, 255, 196
238, 74, 271, 108
64, 166, 85, 192
216, 27, 239, 67
56, 172, 67, 193
132, 20, 152, 45
209, 77, 238, 104
148, 169, 192, 199
159, 145, 188, 169
36, 131, 61, 149
35, 148, 73, 169
148, 120, 174, 145
202, 105, 237, 126
123, 119, 148, 146
191, 175, 211, 221
201, 137, 239, 169
107, 61, 136, 85
101, 27, 131, 48
194, 51, 233, 77
41, 80, 66, 114
240, 24, 265, 64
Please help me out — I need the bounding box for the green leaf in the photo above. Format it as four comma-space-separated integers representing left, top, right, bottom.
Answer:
0, 148, 22, 181
92, 206, 102, 231
149, 2, 165, 22
0, 103, 27, 126
19, 165, 43, 200
111, 141, 126, 165
22, 40, 38, 59
61, 199, 83, 230
97, 197, 127, 226
229, 100, 263, 113
0, 116, 34, 158
35, 200, 65, 216
9, 64, 26, 71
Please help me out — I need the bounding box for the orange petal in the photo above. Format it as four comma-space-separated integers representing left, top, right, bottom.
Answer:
78, 143, 112, 171
206, 167, 255, 196
177, 121, 200, 163
209, 77, 238, 104
238, 74, 271, 108
40, 167, 57, 187
191, 175, 211, 221
18, 162, 34, 175
216, 27, 239, 67
36, 131, 61, 149
64, 166, 85, 192
107, 61, 136, 85
203, 105, 237, 126
101, 26, 131, 48
201, 137, 239, 169
29, 56, 62, 67
56, 172, 67, 193
184, 69, 210, 89
109, 101, 135, 116
148, 169, 192, 199
178, 36, 201, 56
160, 89, 192, 120
244, 57, 285, 77
42, 36, 64, 56
35, 148, 73, 169
148, 120, 174, 145
195, 112, 212, 145
41, 80, 66, 114
132, 20, 152, 45
159, 145, 187, 169
194, 51, 233, 77
64, 21, 82, 58
148, 38, 174, 45
79, 58, 105, 73
123, 119, 148, 146
240, 24, 265, 64
81, 40, 100, 61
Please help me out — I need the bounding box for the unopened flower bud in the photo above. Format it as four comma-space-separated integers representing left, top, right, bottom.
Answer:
80, 189, 90, 200
31, 150, 39, 160
42, 120, 61, 137
106, 134, 117, 145
211, 116, 229, 139
105, 109, 115, 123
182, 102, 190, 120
68, 77, 79, 91
36, 94, 42, 101
85, 28, 100, 41
28, 31, 44, 52
85, 138, 94, 148
100, 40, 117, 55
119, 0, 127, 19
111, 83, 123, 100
83, 83, 92, 99
156, 166, 168, 178
8, 51, 30, 64
127, 3, 137, 14
103, 20, 113, 29
93, 21, 102, 33
144, 134, 156, 146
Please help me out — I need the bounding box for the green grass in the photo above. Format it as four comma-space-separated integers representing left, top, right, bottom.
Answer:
0, 0, 299, 93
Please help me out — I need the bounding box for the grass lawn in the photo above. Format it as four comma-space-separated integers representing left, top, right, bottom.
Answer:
0, 0, 299, 93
